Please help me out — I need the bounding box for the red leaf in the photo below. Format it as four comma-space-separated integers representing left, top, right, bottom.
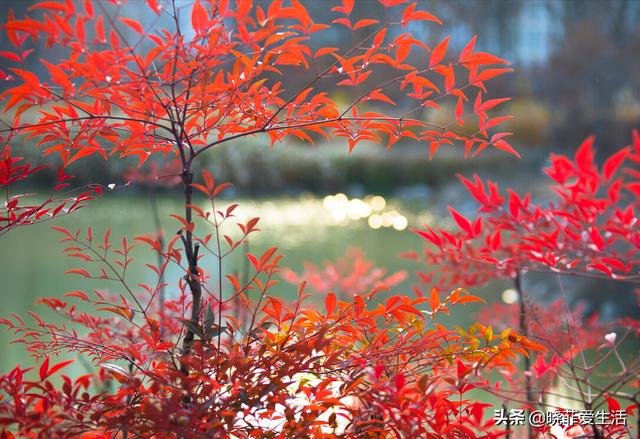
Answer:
42, 60, 73, 94
493, 139, 520, 158
39, 356, 50, 381
588, 261, 612, 276
191, 0, 209, 34
147, 0, 161, 14
402, 3, 442, 27
119, 18, 144, 34
394, 373, 406, 390
10, 68, 42, 90
429, 37, 449, 67
575, 135, 595, 171
325, 292, 336, 316
448, 207, 472, 236
64, 268, 91, 278
226, 274, 241, 291
473, 68, 513, 84
30, 1, 70, 12
47, 359, 74, 377
626, 182, 640, 198
589, 227, 604, 251
332, 0, 354, 15
416, 227, 442, 247
0, 51, 21, 62
482, 116, 513, 131
202, 169, 214, 192
401, 3, 417, 27
99, 363, 131, 383
170, 214, 191, 230
213, 182, 232, 197
458, 36, 477, 64
247, 253, 260, 271
606, 396, 621, 412
353, 19, 379, 30
315, 47, 339, 58
602, 147, 630, 180
84, 0, 94, 18
429, 141, 440, 160
95, 16, 105, 42
410, 10, 442, 25
472, 217, 482, 236
479, 97, 510, 112
455, 97, 464, 124
508, 189, 520, 218
457, 174, 487, 204
600, 257, 627, 273
455, 295, 485, 305
462, 52, 509, 66
64, 291, 89, 301
429, 288, 439, 312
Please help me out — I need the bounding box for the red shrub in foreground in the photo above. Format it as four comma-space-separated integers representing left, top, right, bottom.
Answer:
414, 134, 640, 438
0, 174, 538, 437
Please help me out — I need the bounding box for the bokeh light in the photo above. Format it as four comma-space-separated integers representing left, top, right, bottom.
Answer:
368, 214, 383, 229
392, 215, 408, 231
320, 193, 413, 231
501, 289, 519, 304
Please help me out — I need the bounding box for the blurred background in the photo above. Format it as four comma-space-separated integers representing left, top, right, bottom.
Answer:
1, 0, 639, 371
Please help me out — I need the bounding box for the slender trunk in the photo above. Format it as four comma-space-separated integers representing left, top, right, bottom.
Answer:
180, 169, 202, 374
503, 403, 511, 439
586, 401, 603, 439
515, 271, 533, 439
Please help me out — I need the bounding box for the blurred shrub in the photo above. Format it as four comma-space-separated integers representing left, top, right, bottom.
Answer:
614, 89, 640, 125
15, 136, 510, 195
198, 139, 508, 194
501, 98, 551, 146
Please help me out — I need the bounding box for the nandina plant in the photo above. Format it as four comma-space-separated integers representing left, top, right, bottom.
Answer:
0, 0, 531, 437
0, 0, 516, 235
0, 170, 538, 437
414, 133, 640, 438
415, 131, 640, 288
0, 145, 101, 236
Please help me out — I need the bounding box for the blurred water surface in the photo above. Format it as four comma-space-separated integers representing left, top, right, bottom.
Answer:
1, 192, 487, 371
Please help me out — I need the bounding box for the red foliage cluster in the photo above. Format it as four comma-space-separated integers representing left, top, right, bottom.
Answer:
0, 174, 537, 437
413, 134, 640, 438
281, 248, 407, 298
0, 144, 100, 236
414, 132, 640, 289
0, 0, 515, 168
